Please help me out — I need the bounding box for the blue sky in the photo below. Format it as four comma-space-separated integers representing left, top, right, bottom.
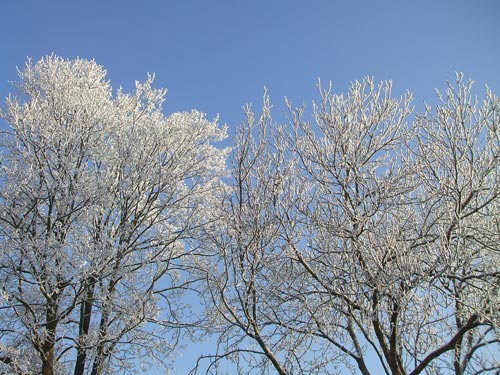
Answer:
1, 1, 499, 374
1, 0, 499, 130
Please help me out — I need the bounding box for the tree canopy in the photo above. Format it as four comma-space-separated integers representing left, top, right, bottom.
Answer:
0, 56, 228, 375
0, 56, 499, 375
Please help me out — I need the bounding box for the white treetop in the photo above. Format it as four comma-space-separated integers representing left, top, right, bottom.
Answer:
0, 56, 228, 375
198, 76, 500, 375
1, 56, 498, 375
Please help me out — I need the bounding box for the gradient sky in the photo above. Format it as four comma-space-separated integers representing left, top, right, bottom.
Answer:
2, 1, 499, 130
1, 0, 499, 373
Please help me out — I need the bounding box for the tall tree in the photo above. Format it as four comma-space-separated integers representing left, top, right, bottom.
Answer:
0, 56, 228, 375
198, 76, 500, 374
195, 94, 307, 375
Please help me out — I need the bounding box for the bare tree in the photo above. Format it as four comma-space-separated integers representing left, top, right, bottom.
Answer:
0, 56, 228, 375
193, 91, 322, 375
198, 76, 500, 374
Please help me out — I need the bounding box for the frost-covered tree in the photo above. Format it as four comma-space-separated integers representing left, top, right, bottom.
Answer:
193, 94, 304, 375
0, 56, 228, 375
198, 77, 500, 375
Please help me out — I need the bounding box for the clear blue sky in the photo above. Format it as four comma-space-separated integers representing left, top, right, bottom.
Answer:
1, 1, 499, 374
1, 0, 499, 129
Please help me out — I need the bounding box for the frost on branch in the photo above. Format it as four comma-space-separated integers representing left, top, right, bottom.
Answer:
198, 77, 500, 375
0, 55, 228, 375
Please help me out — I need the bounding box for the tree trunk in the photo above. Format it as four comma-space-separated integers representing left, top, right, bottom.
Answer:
74, 277, 96, 375
41, 299, 58, 375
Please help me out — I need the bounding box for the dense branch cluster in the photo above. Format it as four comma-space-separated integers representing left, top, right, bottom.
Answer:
198, 77, 500, 375
0, 56, 499, 375
0, 56, 227, 375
